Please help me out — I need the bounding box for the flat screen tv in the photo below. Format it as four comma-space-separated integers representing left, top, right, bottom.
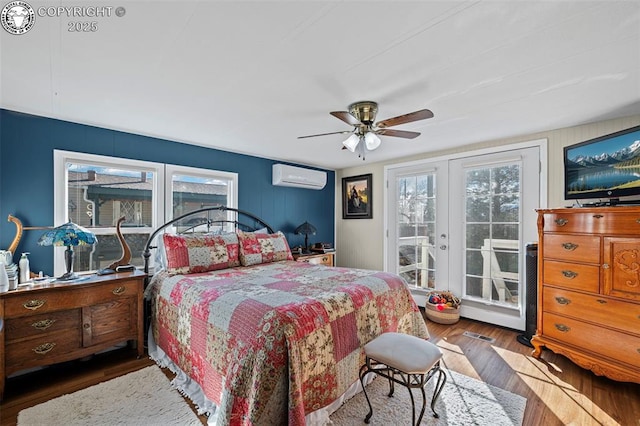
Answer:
564, 125, 640, 204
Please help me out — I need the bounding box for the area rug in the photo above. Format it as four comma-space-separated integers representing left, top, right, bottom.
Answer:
17, 366, 201, 426
330, 369, 526, 425
18, 366, 525, 425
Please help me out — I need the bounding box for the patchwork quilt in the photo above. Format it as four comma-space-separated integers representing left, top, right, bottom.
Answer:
146, 260, 429, 425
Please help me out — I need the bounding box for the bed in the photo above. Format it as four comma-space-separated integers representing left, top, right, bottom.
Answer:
143, 206, 429, 425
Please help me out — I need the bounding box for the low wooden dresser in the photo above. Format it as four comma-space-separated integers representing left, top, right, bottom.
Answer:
532, 207, 640, 384
0, 270, 145, 399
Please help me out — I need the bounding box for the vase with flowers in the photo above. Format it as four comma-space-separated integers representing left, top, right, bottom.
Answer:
425, 291, 461, 324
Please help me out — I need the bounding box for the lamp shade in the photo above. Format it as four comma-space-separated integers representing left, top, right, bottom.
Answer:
342, 134, 360, 152
294, 221, 317, 236
364, 132, 381, 150
38, 222, 97, 247
294, 221, 316, 253
38, 222, 97, 281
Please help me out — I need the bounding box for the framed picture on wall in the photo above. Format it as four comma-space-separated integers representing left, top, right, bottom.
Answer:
342, 174, 372, 219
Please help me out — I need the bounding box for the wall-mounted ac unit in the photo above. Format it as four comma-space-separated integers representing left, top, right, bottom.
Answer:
272, 164, 327, 190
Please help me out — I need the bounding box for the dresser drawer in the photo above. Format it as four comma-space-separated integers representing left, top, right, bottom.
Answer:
4, 280, 140, 318
543, 212, 607, 233
300, 255, 333, 266
295, 253, 334, 266
543, 260, 600, 292
543, 211, 640, 235
543, 287, 640, 336
5, 329, 83, 374
543, 312, 640, 368
543, 234, 600, 263
5, 309, 81, 342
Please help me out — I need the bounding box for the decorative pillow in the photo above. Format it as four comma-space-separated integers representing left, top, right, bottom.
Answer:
237, 230, 293, 266
162, 233, 240, 275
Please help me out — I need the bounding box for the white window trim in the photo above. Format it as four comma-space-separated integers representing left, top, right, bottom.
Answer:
53, 150, 238, 276
164, 164, 238, 221
53, 150, 164, 277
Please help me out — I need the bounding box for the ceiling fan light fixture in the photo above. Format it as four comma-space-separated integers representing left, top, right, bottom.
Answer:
364, 132, 381, 150
342, 134, 360, 152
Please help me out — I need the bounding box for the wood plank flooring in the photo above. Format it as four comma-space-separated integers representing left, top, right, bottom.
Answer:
1, 315, 638, 425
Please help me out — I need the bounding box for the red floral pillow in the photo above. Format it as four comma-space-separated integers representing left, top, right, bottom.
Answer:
237, 230, 293, 266
162, 233, 240, 275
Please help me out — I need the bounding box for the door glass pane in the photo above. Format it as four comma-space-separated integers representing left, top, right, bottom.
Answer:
67, 164, 154, 272
464, 162, 521, 308
397, 173, 436, 289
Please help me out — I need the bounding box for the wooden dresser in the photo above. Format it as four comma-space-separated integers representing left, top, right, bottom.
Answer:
532, 207, 640, 384
0, 270, 145, 399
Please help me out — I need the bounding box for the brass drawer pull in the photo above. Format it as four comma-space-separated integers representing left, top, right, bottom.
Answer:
555, 218, 569, 226
561, 270, 578, 279
554, 324, 571, 333
562, 242, 578, 251
636, 219, 640, 224
32, 319, 56, 330
596, 299, 607, 304
602, 263, 610, 269
23, 299, 46, 310
555, 297, 571, 305
112, 286, 126, 295
33, 342, 56, 355
593, 214, 603, 219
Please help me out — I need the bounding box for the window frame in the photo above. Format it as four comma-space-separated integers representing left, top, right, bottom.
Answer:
53, 150, 238, 276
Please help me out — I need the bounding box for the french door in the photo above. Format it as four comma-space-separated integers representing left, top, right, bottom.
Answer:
386, 145, 542, 330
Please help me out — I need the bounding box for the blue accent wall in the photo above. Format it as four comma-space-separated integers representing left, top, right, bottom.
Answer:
0, 109, 335, 274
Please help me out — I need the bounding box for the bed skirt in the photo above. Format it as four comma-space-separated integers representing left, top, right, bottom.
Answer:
148, 329, 372, 425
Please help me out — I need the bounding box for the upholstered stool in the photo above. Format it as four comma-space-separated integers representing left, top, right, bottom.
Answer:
359, 332, 446, 425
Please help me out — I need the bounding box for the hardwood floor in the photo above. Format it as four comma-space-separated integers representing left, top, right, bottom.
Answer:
1, 315, 638, 425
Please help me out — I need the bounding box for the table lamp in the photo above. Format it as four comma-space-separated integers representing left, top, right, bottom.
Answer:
294, 221, 316, 254
38, 222, 97, 281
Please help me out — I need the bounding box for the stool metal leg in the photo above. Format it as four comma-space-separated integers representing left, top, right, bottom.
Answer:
406, 376, 417, 425
417, 380, 427, 424
359, 362, 374, 424
429, 364, 447, 419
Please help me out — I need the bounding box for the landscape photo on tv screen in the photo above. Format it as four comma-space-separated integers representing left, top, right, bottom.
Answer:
565, 127, 640, 198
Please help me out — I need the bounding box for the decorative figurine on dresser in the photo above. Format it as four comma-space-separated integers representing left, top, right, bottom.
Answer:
532, 207, 640, 384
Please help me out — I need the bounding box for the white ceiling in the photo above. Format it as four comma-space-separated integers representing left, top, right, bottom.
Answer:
1, 1, 639, 170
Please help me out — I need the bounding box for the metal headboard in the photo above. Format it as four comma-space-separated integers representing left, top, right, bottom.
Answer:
142, 206, 274, 278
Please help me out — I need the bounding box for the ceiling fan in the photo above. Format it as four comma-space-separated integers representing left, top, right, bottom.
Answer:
298, 101, 434, 160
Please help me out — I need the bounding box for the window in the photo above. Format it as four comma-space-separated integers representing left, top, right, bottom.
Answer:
54, 151, 237, 276
166, 164, 237, 234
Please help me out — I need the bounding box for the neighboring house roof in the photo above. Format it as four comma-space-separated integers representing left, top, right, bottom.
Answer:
68, 171, 227, 195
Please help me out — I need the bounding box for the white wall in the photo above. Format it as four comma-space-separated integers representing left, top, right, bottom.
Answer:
335, 115, 640, 270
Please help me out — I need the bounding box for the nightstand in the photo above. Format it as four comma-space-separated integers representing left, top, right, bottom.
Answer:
293, 252, 335, 266
0, 270, 145, 400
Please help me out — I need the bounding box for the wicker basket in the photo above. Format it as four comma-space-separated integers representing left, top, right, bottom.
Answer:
425, 301, 460, 324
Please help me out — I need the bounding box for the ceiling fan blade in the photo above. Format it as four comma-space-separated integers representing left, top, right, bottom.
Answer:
375, 109, 434, 128
377, 129, 421, 139
330, 111, 361, 126
297, 130, 352, 139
